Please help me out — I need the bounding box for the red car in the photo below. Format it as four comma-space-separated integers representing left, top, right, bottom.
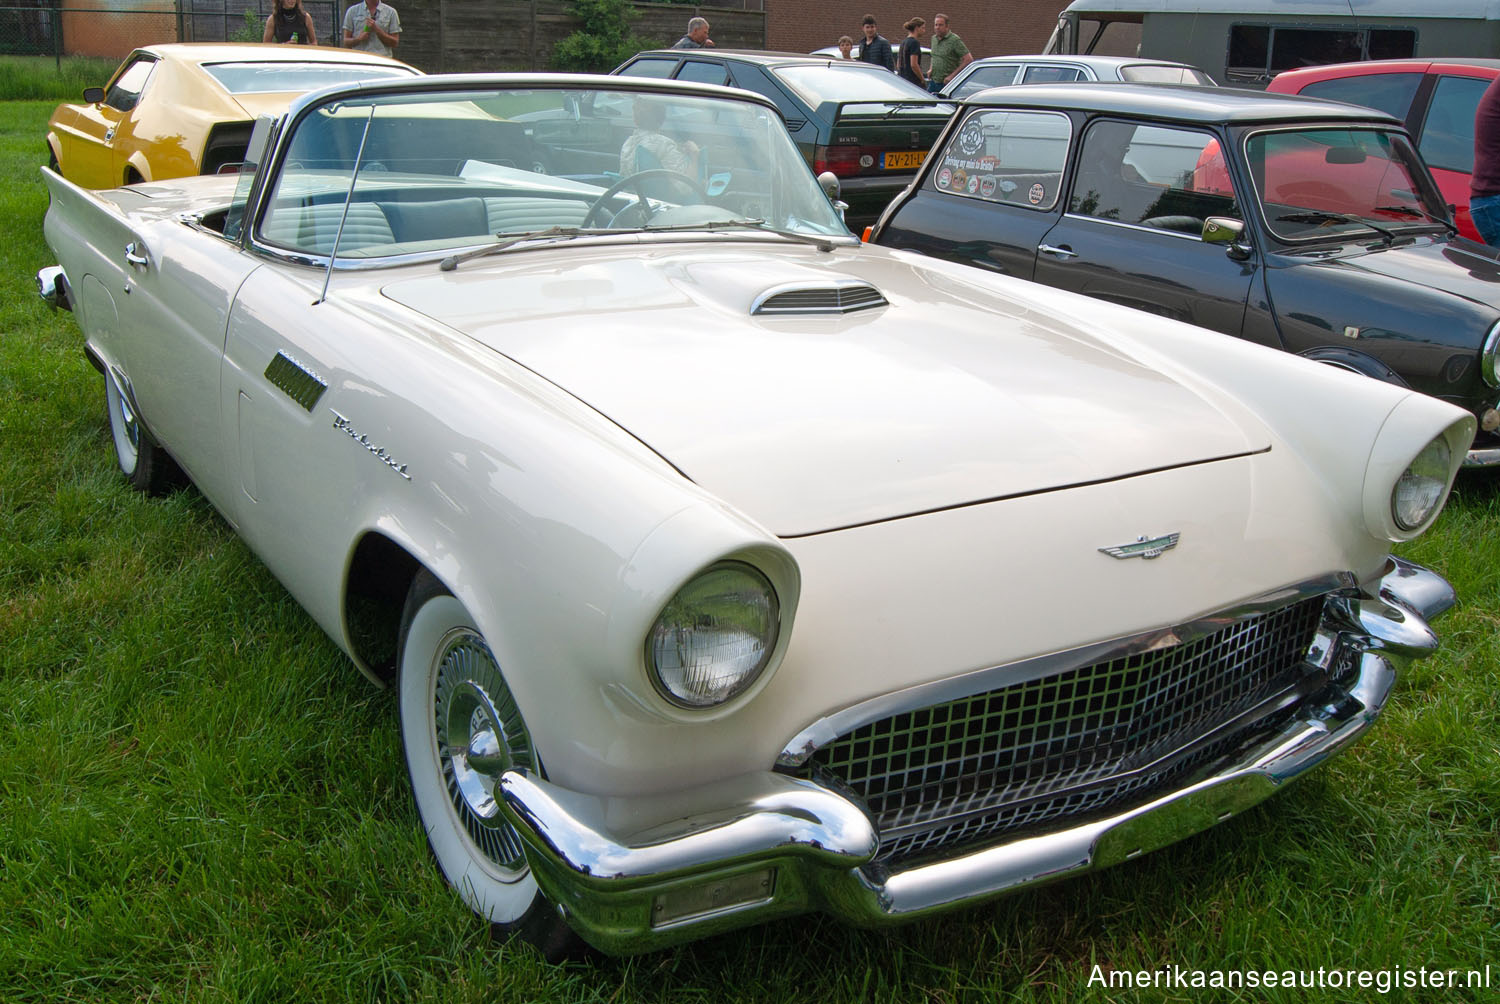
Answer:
1268, 59, 1500, 241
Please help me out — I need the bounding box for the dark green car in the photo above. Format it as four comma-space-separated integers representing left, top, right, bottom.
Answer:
614, 51, 953, 228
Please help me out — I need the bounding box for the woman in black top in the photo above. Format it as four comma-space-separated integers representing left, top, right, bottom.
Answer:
264, 0, 317, 45
898, 17, 926, 89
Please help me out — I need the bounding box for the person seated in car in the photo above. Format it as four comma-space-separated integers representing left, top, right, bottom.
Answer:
620, 100, 700, 177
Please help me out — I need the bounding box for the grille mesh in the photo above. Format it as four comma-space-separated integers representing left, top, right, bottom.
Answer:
797, 596, 1326, 863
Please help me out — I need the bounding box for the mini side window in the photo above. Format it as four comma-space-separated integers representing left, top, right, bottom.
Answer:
1420, 75, 1489, 174
928, 109, 1070, 209
1070, 121, 1239, 235
951, 65, 1018, 99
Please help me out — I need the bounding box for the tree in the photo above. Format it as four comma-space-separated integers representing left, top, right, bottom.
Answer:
551, 0, 663, 72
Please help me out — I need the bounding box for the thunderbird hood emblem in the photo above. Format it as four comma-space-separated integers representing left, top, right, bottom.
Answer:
1100, 533, 1180, 560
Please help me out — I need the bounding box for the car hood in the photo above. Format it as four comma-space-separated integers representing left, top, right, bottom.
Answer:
379, 242, 1268, 536
1285, 235, 1500, 309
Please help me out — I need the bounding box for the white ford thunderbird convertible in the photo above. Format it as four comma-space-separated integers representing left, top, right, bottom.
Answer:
38, 74, 1475, 955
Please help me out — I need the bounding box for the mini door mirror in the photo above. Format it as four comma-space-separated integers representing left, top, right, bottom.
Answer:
83, 86, 105, 104
1202, 216, 1244, 244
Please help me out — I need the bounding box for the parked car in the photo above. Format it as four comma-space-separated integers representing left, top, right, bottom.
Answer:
941, 54, 1217, 99
872, 83, 1500, 467
45, 42, 418, 188
612, 50, 951, 227
1267, 58, 1500, 241
39, 73, 1472, 956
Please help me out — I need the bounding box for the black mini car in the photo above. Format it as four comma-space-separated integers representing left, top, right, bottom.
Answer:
614, 51, 952, 228
870, 83, 1500, 465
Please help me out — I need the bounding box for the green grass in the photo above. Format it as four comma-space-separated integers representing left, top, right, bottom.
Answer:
0, 57, 119, 101
2, 98, 1497, 1002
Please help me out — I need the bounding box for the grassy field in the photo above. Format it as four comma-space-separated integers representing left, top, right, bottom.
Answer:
2, 98, 1496, 1003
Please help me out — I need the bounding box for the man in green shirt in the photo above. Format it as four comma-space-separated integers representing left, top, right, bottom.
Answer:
928, 13, 973, 93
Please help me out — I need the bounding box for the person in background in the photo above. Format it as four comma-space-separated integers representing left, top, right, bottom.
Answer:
674, 17, 714, 49
343, 0, 401, 57
264, 0, 316, 44
1472, 75, 1500, 245
897, 17, 926, 89
621, 100, 700, 176
837, 35, 855, 60
858, 15, 894, 71
927, 12, 972, 93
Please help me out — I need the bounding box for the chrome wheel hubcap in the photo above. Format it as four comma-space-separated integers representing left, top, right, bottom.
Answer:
433, 630, 533, 874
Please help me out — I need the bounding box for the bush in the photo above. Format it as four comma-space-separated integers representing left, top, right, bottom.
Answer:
551, 0, 664, 72
231, 7, 263, 43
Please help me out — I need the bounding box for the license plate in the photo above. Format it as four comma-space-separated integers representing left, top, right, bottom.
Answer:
883, 150, 926, 170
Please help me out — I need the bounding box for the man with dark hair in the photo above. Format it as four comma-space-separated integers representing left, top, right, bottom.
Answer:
1473, 75, 1500, 245
858, 15, 894, 71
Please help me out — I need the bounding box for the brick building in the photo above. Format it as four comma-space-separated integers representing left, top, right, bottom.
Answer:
766, 1, 1061, 60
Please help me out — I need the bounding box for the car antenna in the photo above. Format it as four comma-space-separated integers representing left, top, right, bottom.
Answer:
316, 102, 377, 306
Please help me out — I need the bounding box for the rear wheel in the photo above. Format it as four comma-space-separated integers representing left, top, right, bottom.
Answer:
105, 370, 184, 494
397, 571, 578, 956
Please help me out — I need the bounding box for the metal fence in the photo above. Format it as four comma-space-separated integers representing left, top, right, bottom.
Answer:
0, 2, 342, 60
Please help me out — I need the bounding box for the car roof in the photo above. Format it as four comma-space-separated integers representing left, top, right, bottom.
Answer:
962, 82, 1403, 124
136, 42, 412, 68
1272, 57, 1500, 80
966, 54, 1197, 69
633, 49, 884, 69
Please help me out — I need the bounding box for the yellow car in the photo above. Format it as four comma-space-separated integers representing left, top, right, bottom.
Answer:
46, 43, 418, 188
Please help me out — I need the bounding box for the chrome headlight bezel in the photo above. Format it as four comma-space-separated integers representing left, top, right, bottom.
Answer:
645, 560, 782, 710
1482, 319, 1500, 388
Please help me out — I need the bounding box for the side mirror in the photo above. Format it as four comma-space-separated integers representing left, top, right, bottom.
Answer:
83, 86, 105, 104
1203, 216, 1251, 260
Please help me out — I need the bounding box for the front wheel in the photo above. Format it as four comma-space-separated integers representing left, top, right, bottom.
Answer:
397, 572, 577, 954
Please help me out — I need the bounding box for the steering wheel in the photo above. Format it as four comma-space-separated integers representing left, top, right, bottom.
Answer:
581, 169, 709, 228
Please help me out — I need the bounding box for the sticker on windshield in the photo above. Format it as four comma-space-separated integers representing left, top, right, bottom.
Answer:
967, 174, 980, 195
958, 120, 985, 156
1029, 183, 1045, 205
980, 176, 997, 198
937, 167, 953, 190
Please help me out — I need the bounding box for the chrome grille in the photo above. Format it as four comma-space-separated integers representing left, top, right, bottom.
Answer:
751, 282, 887, 315
796, 596, 1326, 863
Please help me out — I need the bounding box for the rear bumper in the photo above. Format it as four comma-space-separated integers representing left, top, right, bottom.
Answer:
499, 558, 1452, 954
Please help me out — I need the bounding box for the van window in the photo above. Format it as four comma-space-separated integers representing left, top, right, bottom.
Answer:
1227, 25, 1415, 84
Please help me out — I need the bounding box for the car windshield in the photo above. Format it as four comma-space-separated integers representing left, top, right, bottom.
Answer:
1246, 127, 1448, 241
202, 61, 417, 94
248, 84, 852, 261
772, 64, 938, 107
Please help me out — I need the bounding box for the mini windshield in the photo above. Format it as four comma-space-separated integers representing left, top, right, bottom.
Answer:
1246, 127, 1449, 241
252, 84, 851, 260
202, 61, 417, 94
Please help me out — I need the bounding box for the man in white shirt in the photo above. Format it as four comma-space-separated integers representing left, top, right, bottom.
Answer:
343, 0, 401, 58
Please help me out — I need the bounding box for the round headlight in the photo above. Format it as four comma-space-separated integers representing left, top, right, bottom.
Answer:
646, 562, 780, 709
1392, 436, 1451, 530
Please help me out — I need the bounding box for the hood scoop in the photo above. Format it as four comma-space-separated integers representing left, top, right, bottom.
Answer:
751, 279, 887, 316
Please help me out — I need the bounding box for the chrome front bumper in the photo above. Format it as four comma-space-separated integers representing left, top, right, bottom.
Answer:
498, 558, 1453, 954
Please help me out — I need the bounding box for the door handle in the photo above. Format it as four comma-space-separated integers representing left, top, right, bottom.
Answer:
1038, 243, 1078, 259
124, 241, 148, 269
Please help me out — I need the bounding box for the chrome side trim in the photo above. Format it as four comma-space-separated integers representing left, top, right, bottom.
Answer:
497, 560, 1449, 954
777, 571, 1355, 767
1463, 444, 1500, 468
1060, 212, 1208, 241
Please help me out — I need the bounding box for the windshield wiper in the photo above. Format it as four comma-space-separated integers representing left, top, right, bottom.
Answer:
643, 218, 845, 251
439, 226, 609, 271
1274, 210, 1397, 243
438, 220, 847, 270
1374, 203, 1459, 235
